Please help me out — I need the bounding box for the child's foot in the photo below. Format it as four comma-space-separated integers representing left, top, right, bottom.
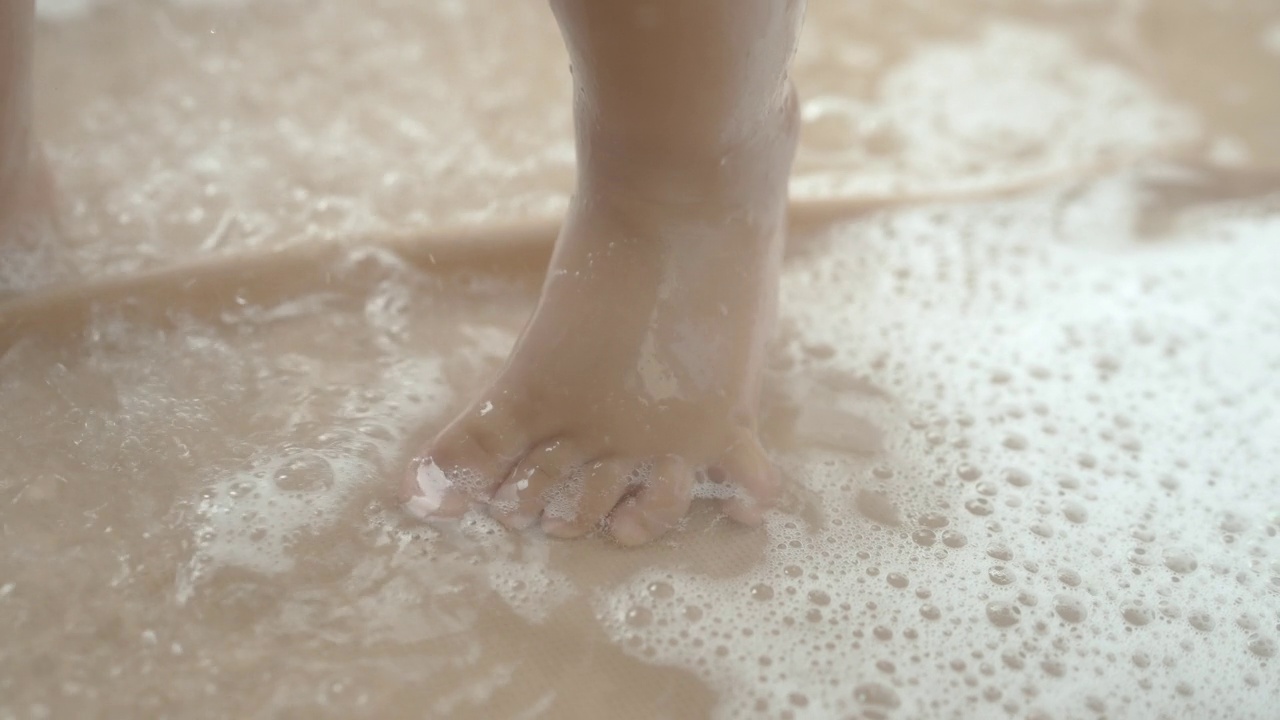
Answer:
402, 92, 799, 545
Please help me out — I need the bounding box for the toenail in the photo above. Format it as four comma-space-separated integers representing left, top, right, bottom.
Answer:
492, 481, 520, 508
404, 460, 451, 519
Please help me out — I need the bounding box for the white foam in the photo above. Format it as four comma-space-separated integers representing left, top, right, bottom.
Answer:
406, 460, 451, 518
173, 264, 461, 601
794, 21, 1200, 200
592, 175, 1280, 718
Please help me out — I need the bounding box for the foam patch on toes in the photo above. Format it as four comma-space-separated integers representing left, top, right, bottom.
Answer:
405, 460, 452, 518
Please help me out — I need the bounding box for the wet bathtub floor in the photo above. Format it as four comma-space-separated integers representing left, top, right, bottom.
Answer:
2, 1, 1279, 718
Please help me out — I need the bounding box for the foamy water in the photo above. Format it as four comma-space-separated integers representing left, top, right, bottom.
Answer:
594, 176, 1280, 717
3, 0, 1278, 717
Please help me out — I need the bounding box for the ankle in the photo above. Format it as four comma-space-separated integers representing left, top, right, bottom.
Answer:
575, 83, 799, 209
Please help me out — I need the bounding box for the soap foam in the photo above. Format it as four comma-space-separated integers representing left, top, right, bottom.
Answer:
592, 175, 1280, 719
794, 21, 1199, 200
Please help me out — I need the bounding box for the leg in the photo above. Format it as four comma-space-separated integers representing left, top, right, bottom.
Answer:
1, 0, 61, 293
0, 0, 35, 199
402, 0, 804, 545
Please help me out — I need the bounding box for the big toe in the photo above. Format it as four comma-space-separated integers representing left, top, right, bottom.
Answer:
488, 439, 591, 530
715, 432, 780, 526
402, 399, 531, 520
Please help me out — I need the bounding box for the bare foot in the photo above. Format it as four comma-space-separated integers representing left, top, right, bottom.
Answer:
402, 93, 799, 545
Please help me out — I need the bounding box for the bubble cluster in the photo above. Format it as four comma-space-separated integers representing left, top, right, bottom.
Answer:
594, 174, 1280, 718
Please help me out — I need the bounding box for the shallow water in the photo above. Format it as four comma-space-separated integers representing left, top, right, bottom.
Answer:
3, 0, 1279, 718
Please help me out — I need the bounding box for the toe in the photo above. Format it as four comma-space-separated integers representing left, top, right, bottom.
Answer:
542, 457, 632, 539
402, 401, 531, 520
608, 456, 694, 547
715, 433, 779, 526
488, 440, 586, 530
